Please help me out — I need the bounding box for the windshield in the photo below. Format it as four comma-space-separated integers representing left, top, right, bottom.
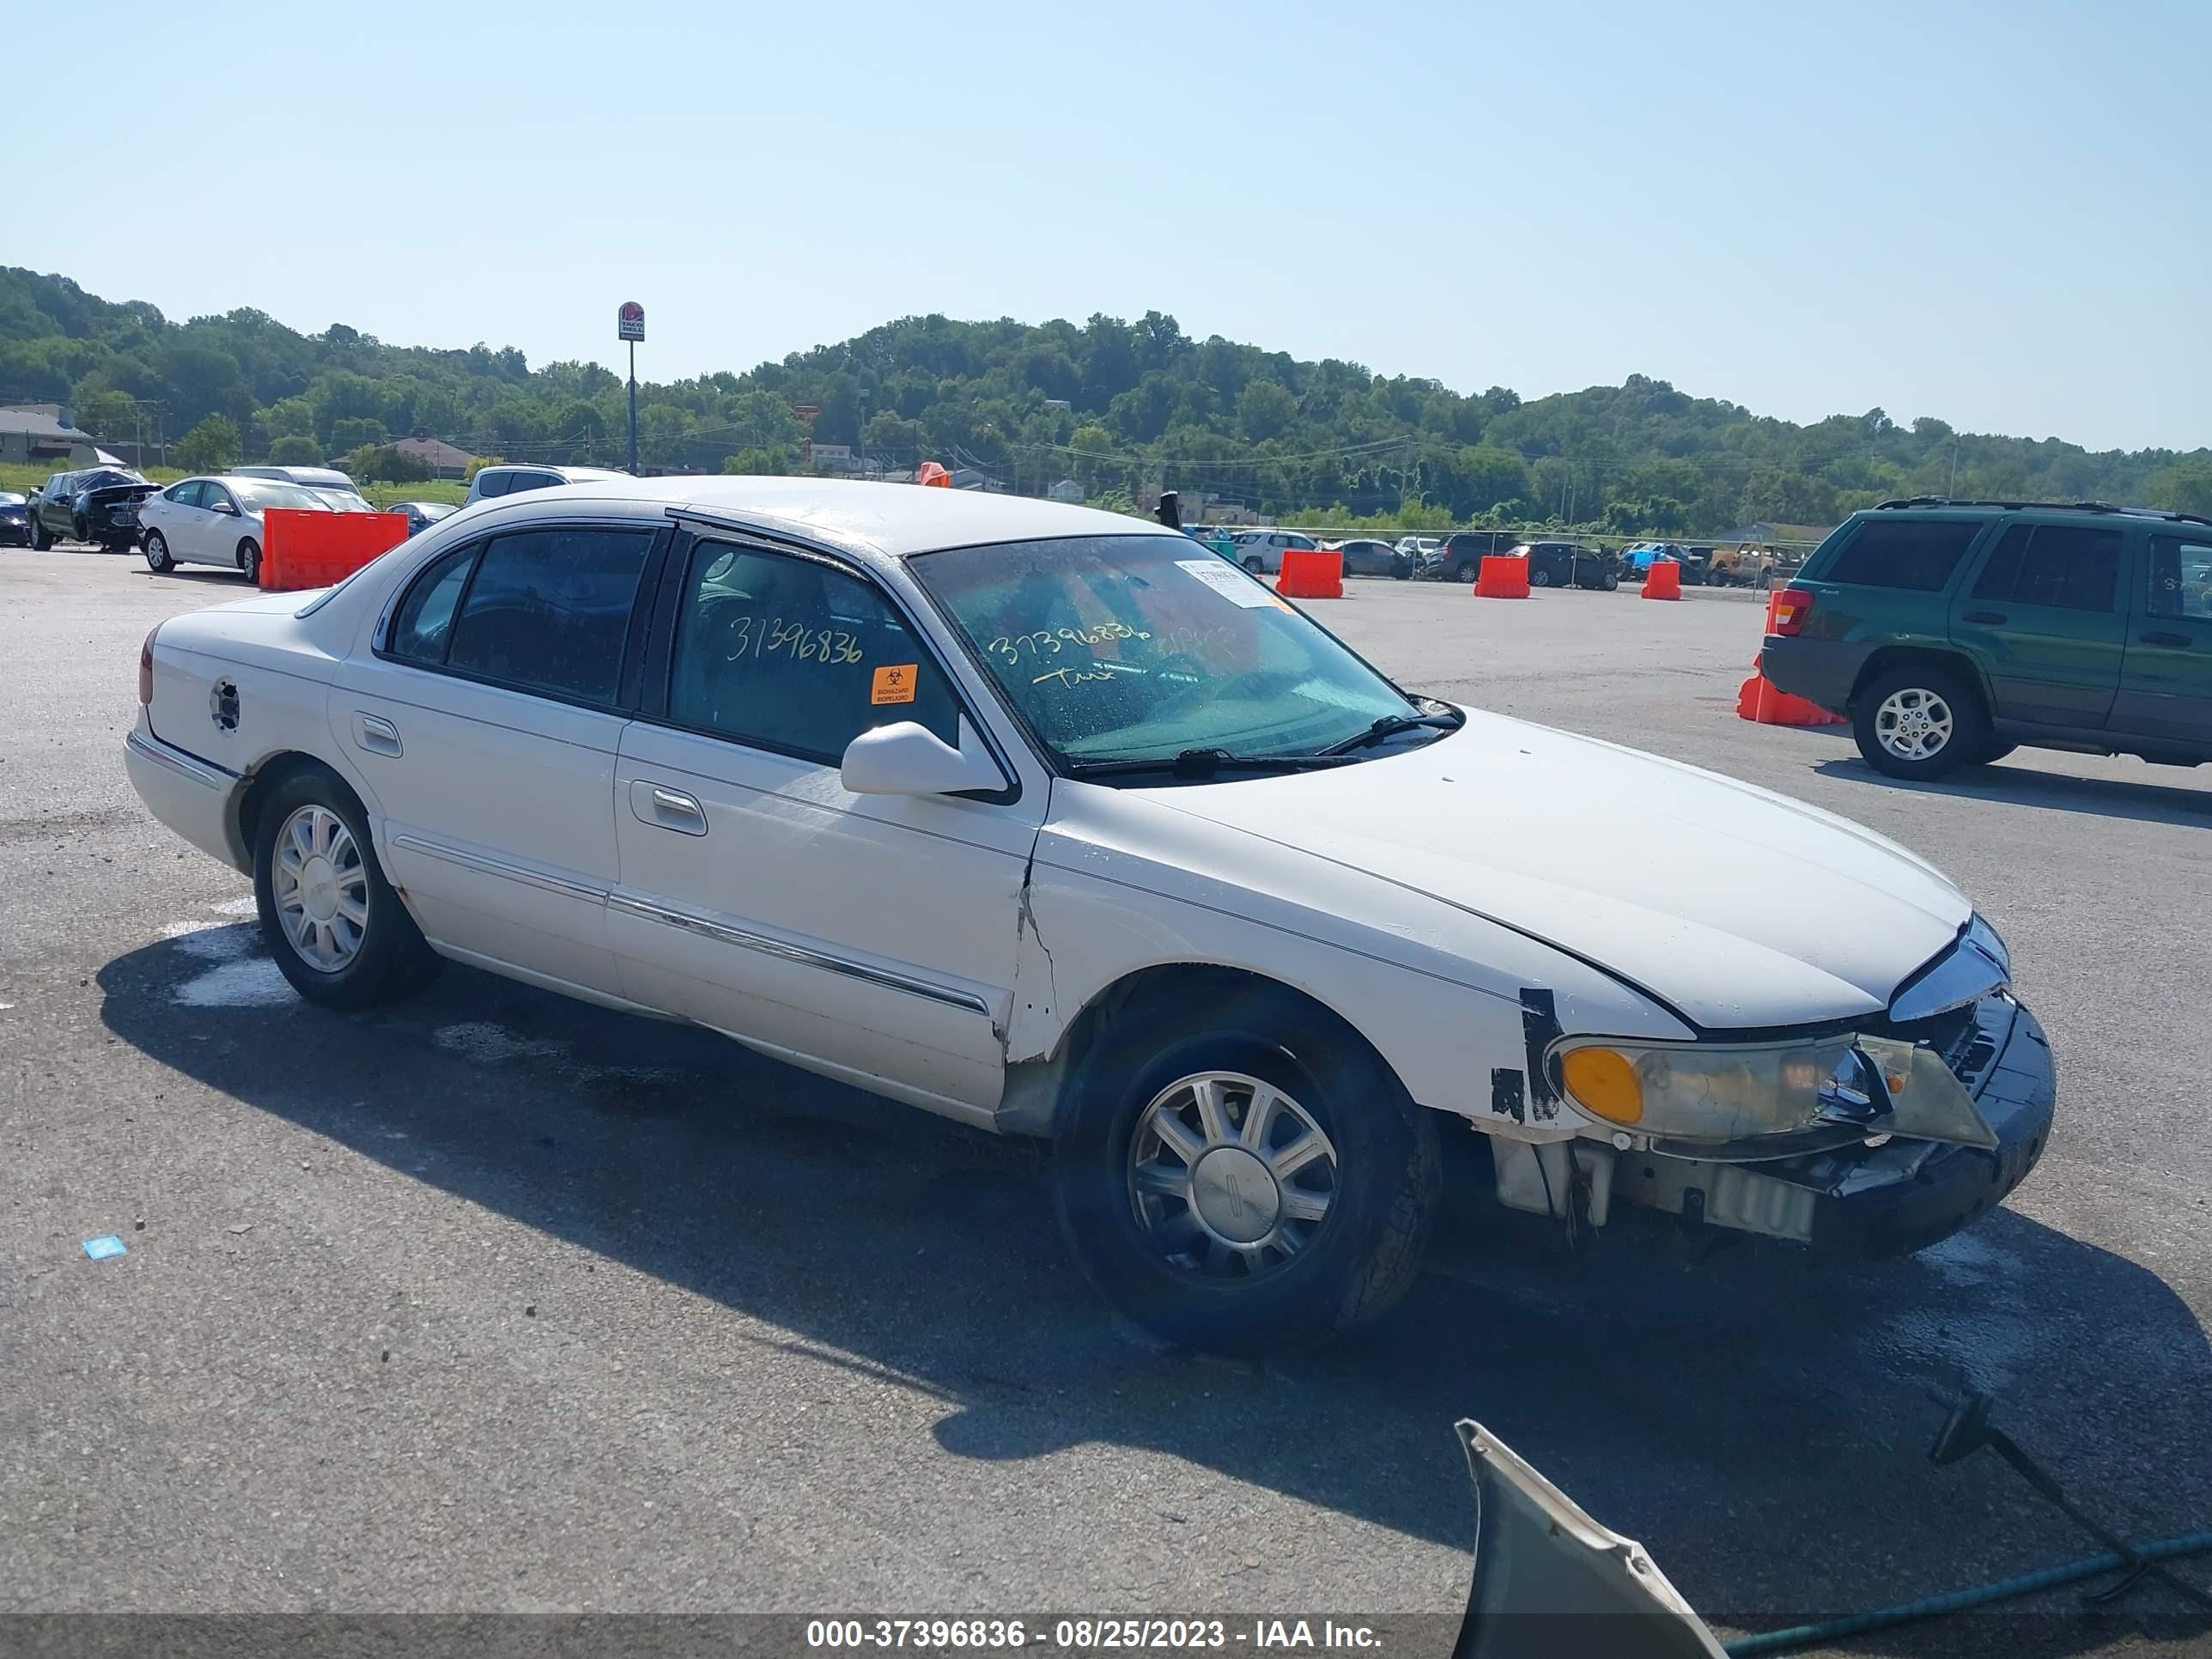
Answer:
312, 488, 377, 512
233, 481, 332, 512
909, 533, 1419, 767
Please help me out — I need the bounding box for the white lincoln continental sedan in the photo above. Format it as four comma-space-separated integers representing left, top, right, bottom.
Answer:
125, 477, 2053, 1351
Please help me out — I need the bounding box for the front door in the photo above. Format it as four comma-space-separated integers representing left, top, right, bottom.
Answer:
1949, 520, 2130, 727
330, 520, 666, 998
2112, 530, 2212, 744
608, 535, 1042, 1115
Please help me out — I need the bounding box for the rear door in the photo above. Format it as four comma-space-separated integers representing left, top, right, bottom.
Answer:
1949, 519, 2129, 727
2112, 530, 2212, 744
330, 519, 667, 997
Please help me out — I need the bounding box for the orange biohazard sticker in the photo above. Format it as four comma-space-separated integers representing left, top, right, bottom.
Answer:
871, 664, 919, 705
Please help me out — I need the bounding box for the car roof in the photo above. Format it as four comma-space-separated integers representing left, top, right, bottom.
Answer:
465, 474, 1168, 560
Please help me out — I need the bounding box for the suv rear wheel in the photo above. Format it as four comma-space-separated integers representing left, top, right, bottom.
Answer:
1853, 664, 1990, 781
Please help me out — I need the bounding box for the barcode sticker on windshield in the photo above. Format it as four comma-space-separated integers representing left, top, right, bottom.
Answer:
1176, 559, 1279, 608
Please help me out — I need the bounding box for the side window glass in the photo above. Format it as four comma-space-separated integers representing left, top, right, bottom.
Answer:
388, 544, 479, 664
473, 471, 510, 499
168, 481, 205, 508
445, 526, 654, 703
667, 542, 962, 761
1824, 519, 1983, 591
2011, 526, 2122, 611
2150, 536, 2212, 621
1970, 524, 2033, 602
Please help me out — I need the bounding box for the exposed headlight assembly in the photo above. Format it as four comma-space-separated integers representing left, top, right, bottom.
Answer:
1554, 1032, 1996, 1158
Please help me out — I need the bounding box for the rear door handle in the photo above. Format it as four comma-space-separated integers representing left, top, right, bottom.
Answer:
1962, 609, 2008, 624
355, 712, 403, 757
2138, 630, 2192, 648
630, 780, 708, 836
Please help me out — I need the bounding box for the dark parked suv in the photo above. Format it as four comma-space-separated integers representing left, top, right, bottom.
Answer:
1434, 531, 1521, 583
27, 466, 156, 551
1761, 498, 2212, 780
1512, 539, 1620, 590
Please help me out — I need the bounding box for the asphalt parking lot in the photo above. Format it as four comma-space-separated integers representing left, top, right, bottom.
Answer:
3, 544, 2209, 1656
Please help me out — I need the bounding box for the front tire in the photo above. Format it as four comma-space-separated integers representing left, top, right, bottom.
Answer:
1853, 665, 1989, 781
143, 532, 174, 572
1051, 986, 1440, 1354
29, 517, 50, 550
253, 768, 442, 1010
1530, 568, 1553, 588
1242, 556, 1264, 574
238, 538, 262, 585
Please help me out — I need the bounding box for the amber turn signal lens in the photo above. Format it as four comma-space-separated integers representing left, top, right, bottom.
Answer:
1561, 1047, 1643, 1124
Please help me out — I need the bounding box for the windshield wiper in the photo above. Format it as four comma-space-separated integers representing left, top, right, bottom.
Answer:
1315, 710, 1462, 757
1065, 747, 1358, 780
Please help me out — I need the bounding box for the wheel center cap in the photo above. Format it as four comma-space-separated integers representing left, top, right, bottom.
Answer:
1190, 1146, 1281, 1243
300, 854, 339, 922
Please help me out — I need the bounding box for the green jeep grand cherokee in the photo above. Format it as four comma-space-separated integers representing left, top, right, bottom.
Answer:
1761, 499, 2212, 781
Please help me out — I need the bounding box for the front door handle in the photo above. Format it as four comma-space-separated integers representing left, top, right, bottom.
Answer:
355, 712, 403, 757
630, 780, 708, 836
1962, 609, 2008, 624
2139, 630, 2192, 648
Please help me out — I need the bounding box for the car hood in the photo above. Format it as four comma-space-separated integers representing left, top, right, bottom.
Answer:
1134, 712, 1969, 1029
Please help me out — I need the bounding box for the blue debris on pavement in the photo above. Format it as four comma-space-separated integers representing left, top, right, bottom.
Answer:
82, 1235, 128, 1261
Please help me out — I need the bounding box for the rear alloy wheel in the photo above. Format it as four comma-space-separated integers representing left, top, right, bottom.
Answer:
143, 532, 174, 573
1854, 665, 1989, 781
1451, 561, 1476, 584
1052, 991, 1439, 1354
253, 768, 442, 1009
238, 538, 262, 585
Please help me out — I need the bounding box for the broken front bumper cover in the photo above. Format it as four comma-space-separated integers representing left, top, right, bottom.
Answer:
1504, 993, 2055, 1257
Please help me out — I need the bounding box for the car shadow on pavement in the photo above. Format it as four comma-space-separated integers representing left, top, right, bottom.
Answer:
98, 933, 2212, 1646
1816, 757, 2212, 828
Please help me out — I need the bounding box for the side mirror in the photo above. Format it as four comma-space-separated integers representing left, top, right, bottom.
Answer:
841, 715, 1006, 798
213, 500, 239, 516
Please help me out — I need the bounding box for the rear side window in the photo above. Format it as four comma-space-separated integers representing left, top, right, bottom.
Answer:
388, 544, 478, 664
444, 526, 654, 703
1822, 519, 1983, 592
2150, 534, 2212, 621
1971, 523, 2124, 612
472, 471, 511, 499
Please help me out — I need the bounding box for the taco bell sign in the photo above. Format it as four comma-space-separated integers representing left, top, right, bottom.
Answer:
617, 301, 645, 343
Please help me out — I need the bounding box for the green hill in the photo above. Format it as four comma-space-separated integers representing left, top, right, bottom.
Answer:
5, 266, 2205, 536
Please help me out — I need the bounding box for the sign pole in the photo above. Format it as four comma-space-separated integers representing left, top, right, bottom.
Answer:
617, 301, 646, 476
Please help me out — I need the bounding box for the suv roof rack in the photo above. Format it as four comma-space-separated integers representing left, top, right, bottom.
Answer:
1873, 496, 2212, 528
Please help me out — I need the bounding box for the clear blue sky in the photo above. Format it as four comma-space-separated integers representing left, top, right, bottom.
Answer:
17, 0, 2209, 452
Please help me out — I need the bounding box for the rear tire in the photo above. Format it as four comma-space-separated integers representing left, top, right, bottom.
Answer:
143, 532, 174, 573
1853, 665, 1990, 781
252, 767, 443, 1010
1051, 985, 1440, 1354
1450, 560, 1475, 583
238, 538, 262, 585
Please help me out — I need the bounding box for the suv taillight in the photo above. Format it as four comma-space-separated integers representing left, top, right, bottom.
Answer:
1770, 587, 1814, 636
138, 624, 160, 706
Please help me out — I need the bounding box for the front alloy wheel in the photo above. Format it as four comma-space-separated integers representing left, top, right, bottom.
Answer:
143, 531, 174, 572
1129, 1072, 1338, 1279
1052, 990, 1439, 1353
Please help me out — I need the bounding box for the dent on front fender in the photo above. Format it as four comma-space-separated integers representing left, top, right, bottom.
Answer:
1006, 816, 1691, 1133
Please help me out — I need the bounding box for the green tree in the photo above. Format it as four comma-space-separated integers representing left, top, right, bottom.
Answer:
2148, 457, 2212, 517
1237, 379, 1297, 443
268, 434, 321, 465
72, 389, 135, 442
329, 416, 385, 452
259, 397, 316, 440
173, 414, 241, 474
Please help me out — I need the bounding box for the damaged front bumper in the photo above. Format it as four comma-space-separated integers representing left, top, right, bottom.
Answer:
1495, 993, 2055, 1258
